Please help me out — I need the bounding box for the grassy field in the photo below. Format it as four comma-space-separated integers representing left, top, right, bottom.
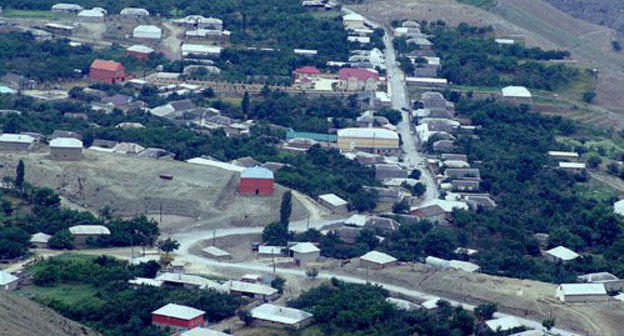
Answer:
1, 9, 64, 19
26, 283, 101, 306
456, 0, 498, 9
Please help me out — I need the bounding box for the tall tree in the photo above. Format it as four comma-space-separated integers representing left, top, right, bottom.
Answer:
241, 91, 250, 116
280, 190, 292, 227
15, 160, 24, 190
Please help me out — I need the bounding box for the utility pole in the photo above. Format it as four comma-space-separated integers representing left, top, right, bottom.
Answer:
306, 215, 310, 230
272, 247, 276, 274
159, 202, 163, 224
213, 229, 216, 246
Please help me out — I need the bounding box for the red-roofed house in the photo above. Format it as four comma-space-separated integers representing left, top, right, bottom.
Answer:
152, 303, 205, 331
338, 67, 379, 92
89, 59, 129, 84
292, 66, 322, 81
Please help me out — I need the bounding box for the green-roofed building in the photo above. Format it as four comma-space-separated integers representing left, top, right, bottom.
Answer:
286, 131, 337, 142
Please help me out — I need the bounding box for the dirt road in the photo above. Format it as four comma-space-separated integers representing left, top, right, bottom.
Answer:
161, 22, 184, 60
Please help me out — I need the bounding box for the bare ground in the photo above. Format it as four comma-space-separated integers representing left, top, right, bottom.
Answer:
0, 149, 307, 232
0, 293, 100, 336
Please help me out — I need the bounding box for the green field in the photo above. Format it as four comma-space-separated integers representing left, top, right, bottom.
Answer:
2, 9, 64, 19
26, 283, 101, 306
456, 0, 498, 9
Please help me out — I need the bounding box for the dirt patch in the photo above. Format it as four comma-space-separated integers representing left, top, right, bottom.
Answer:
0, 293, 100, 336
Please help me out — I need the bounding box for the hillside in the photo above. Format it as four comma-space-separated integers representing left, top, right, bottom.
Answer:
542, 0, 624, 35
0, 293, 100, 336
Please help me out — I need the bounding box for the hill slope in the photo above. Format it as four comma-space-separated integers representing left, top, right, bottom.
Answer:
542, 0, 624, 34
0, 293, 100, 336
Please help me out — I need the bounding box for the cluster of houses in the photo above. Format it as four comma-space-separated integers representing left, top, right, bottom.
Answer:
172, 15, 230, 42
51, 3, 150, 19
0, 132, 83, 160
129, 265, 313, 332
301, 0, 337, 10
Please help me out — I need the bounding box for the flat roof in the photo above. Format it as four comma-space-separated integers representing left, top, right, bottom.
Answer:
221, 280, 278, 296
50, 137, 83, 148
202, 246, 231, 257
337, 127, 399, 140
30, 232, 51, 243
360, 250, 397, 264
68, 225, 110, 235
485, 317, 523, 331
152, 303, 205, 320
406, 77, 448, 84
251, 304, 313, 325
155, 273, 220, 289
546, 246, 579, 261
558, 283, 607, 296
502, 86, 531, 98
0, 133, 35, 144
547, 151, 578, 158
240, 166, 274, 179
559, 162, 586, 169
319, 193, 348, 207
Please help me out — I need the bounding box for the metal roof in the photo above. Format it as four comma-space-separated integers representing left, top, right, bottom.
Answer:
319, 193, 348, 207
155, 273, 220, 289
50, 137, 83, 148
485, 317, 523, 331
545, 246, 579, 261
30, 232, 51, 243
181, 327, 230, 336
128, 277, 164, 287
360, 251, 397, 264
68, 225, 110, 235
0, 133, 35, 144
220, 280, 278, 296
127, 45, 154, 53
240, 166, 274, 179
338, 127, 398, 140
0, 271, 18, 286
202, 246, 230, 257
290, 242, 320, 254
251, 304, 313, 325
501, 86, 531, 98
558, 283, 607, 296
152, 303, 205, 320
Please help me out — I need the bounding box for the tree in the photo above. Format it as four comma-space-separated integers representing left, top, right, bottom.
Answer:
542, 317, 555, 330
280, 190, 292, 227
582, 90, 596, 103
262, 222, 289, 246
474, 303, 497, 321
238, 310, 253, 326
612, 41, 622, 52
607, 162, 620, 175
586, 153, 602, 168
48, 229, 75, 250
305, 267, 319, 279
158, 238, 180, 254
392, 199, 410, 214
241, 91, 250, 116
411, 183, 427, 197
15, 160, 24, 190
409, 169, 422, 179
271, 276, 286, 293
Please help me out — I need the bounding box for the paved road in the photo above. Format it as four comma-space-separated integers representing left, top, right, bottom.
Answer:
382, 30, 439, 202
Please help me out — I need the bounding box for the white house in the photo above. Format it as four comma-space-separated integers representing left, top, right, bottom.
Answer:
544, 246, 579, 262
0, 271, 18, 291
556, 283, 608, 303
501, 86, 531, 100
182, 44, 222, 57
250, 304, 313, 329
289, 242, 320, 266
359, 251, 398, 270
484, 317, 523, 333
133, 25, 162, 39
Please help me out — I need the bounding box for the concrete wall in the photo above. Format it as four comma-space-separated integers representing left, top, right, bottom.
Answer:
0, 142, 31, 151
318, 199, 348, 215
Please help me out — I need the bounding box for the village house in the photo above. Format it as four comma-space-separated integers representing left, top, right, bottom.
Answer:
182, 44, 222, 57
318, 193, 349, 214
77, 8, 106, 21
289, 242, 321, 266
126, 45, 154, 61
89, 59, 129, 84
364, 216, 400, 235
375, 164, 408, 181
180, 327, 230, 336
133, 25, 162, 39
49, 137, 83, 160
338, 226, 362, 244
155, 273, 220, 290
410, 204, 447, 223
577, 272, 624, 291
120, 7, 150, 18
558, 161, 586, 172
0, 271, 19, 291
426, 256, 450, 269
0, 134, 35, 151
556, 283, 608, 303
152, 303, 205, 331
151, 99, 197, 118
292, 66, 322, 82
464, 195, 497, 209
342, 13, 365, 28
185, 29, 231, 41
239, 166, 274, 196
444, 168, 481, 181
172, 15, 223, 30
220, 280, 280, 301
51, 3, 83, 13
250, 304, 313, 329
548, 151, 579, 161
483, 317, 524, 334
30, 232, 51, 248
544, 246, 579, 262
68, 225, 110, 247
359, 251, 398, 270
449, 260, 480, 273
406, 77, 448, 88
337, 68, 379, 92
337, 128, 400, 155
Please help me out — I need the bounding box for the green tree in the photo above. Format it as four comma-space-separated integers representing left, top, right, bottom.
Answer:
409, 169, 422, 179
280, 190, 292, 227
262, 222, 289, 246
392, 199, 410, 213
241, 91, 250, 116
271, 276, 286, 293
542, 317, 555, 330
15, 160, 24, 190
607, 162, 620, 175
158, 238, 180, 254
582, 90, 596, 103
586, 153, 602, 168
238, 310, 253, 326
48, 229, 75, 250
474, 303, 497, 321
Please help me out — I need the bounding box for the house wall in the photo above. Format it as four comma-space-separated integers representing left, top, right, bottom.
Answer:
50, 147, 82, 161
72, 233, 103, 247
152, 314, 204, 330
251, 316, 312, 330
90, 67, 127, 84
359, 259, 396, 270
126, 50, 151, 61
337, 137, 399, 155
239, 178, 274, 195
293, 251, 320, 266
318, 199, 348, 215
0, 141, 31, 151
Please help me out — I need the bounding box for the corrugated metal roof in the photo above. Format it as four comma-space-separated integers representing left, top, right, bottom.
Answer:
360, 251, 397, 264
0, 133, 35, 144
337, 127, 398, 140
546, 246, 579, 261
319, 193, 348, 207
68, 225, 110, 235
152, 303, 205, 320
251, 304, 312, 325
485, 317, 523, 331
290, 242, 320, 254
240, 166, 274, 179
558, 283, 607, 296
50, 137, 83, 148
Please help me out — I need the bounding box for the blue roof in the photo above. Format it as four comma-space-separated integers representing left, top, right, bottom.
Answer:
241, 166, 274, 179
286, 131, 337, 142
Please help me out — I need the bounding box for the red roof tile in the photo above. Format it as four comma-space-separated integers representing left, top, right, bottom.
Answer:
294, 66, 321, 75
90, 59, 124, 72
338, 67, 379, 81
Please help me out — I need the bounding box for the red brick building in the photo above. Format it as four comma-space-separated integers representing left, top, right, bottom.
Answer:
152, 303, 205, 331
292, 66, 321, 81
89, 59, 128, 84
239, 166, 274, 195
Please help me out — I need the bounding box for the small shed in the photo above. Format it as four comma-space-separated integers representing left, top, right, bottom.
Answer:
0, 271, 18, 291
359, 251, 398, 270
152, 303, 205, 331
289, 242, 320, 266
544, 246, 579, 262
30, 232, 51, 248
318, 193, 348, 214
202, 246, 232, 261
556, 283, 608, 303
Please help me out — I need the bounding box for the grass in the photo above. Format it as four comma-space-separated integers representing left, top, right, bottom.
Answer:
307, 11, 341, 19
2, 9, 63, 19
25, 283, 101, 306
456, 0, 498, 9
